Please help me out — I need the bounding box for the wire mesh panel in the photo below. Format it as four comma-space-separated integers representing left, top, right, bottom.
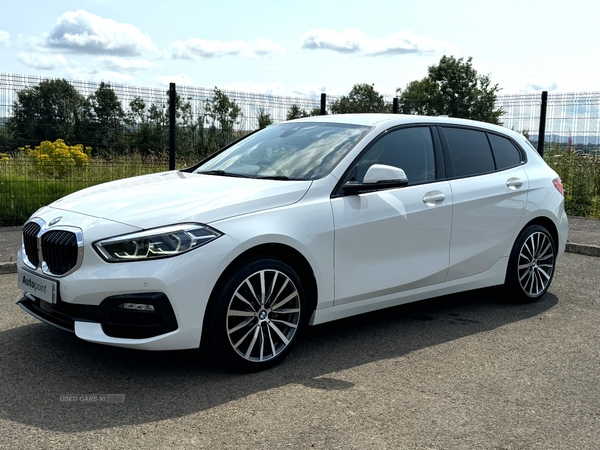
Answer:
1, 72, 600, 223
497, 91, 600, 149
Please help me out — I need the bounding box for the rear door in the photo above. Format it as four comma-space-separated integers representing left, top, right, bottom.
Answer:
439, 126, 529, 281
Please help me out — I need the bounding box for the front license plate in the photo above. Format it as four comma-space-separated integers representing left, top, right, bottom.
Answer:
18, 268, 58, 304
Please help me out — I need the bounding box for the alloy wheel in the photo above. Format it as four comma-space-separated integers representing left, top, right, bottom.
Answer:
517, 231, 555, 297
226, 269, 301, 363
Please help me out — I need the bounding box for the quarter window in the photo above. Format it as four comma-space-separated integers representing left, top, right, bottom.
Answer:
488, 133, 523, 170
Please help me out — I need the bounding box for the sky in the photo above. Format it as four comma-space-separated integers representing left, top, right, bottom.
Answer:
1, 0, 599, 99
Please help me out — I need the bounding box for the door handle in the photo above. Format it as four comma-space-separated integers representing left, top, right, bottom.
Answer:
506, 177, 524, 190
422, 191, 446, 206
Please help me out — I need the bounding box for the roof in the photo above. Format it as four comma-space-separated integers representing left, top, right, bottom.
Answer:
287, 113, 509, 134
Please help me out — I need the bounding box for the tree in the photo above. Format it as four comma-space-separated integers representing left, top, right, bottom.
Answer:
0, 124, 16, 154
330, 83, 391, 114
286, 104, 309, 120
178, 99, 198, 159
128, 88, 199, 159
7, 79, 90, 147
397, 56, 504, 125
125, 96, 153, 155
126, 96, 147, 126
204, 87, 243, 150
309, 107, 323, 117
256, 107, 273, 128
88, 82, 125, 155
147, 101, 168, 153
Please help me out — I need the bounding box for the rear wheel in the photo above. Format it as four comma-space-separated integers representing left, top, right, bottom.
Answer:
506, 224, 556, 302
206, 257, 306, 372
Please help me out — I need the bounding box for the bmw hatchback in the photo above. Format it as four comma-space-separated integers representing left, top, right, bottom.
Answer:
17, 114, 568, 371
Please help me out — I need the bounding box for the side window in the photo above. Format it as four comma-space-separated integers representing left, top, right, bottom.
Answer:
442, 127, 495, 178
488, 133, 523, 170
353, 127, 436, 185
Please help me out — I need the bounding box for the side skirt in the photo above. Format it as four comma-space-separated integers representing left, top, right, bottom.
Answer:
308, 256, 508, 326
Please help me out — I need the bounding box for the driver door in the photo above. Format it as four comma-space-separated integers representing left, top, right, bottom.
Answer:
331, 126, 452, 305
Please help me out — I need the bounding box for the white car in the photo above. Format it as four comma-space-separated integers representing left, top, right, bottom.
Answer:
16, 114, 568, 371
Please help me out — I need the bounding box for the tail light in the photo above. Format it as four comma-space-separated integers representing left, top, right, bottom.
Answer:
552, 177, 564, 196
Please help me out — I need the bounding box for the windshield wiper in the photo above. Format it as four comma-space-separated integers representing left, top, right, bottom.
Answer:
254, 175, 290, 180
198, 170, 250, 178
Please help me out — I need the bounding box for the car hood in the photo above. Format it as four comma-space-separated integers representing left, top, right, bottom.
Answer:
50, 171, 312, 229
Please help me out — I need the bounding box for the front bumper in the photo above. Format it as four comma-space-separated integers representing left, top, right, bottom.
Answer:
17, 292, 178, 339
16, 221, 243, 350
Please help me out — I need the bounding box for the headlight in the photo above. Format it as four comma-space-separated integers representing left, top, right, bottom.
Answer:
94, 223, 222, 262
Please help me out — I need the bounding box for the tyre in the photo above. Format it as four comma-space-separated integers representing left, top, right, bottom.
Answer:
505, 224, 556, 303
206, 257, 307, 372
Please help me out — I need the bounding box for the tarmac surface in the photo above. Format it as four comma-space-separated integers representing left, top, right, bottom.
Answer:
1, 217, 598, 274
1, 250, 599, 449
1, 218, 599, 449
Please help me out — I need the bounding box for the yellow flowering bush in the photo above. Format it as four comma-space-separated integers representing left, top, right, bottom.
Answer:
20, 139, 92, 178
0, 153, 10, 163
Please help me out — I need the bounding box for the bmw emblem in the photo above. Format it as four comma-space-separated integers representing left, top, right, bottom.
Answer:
49, 216, 63, 226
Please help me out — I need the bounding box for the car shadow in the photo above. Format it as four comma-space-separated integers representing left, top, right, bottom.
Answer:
0, 287, 558, 432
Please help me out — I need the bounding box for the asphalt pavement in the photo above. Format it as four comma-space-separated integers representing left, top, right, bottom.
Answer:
1, 217, 599, 275
1, 216, 599, 448
1, 251, 599, 449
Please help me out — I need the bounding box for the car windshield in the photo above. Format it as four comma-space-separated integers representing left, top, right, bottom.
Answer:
194, 122, 371, 180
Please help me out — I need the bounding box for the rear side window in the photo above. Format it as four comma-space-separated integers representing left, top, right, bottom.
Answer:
442, 127, 495, 177
488, 134, 523, 170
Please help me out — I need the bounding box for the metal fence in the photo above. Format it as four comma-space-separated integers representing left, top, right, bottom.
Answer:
3, 72, 600, 151
498, 91, 600, 151
0, 72, 336, 135
1, 72, 600, 225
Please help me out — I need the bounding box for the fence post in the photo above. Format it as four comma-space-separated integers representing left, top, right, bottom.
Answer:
169, 83, 176, 170
320, 93, 326, 115
393, 98, 399, 114
537, 91, 548, 157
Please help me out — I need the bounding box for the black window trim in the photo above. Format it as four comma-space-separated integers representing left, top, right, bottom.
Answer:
436, 125, 527, 181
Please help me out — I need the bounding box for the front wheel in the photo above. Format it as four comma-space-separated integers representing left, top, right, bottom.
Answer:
505, 224, 556, 302
205, 257, 307, 372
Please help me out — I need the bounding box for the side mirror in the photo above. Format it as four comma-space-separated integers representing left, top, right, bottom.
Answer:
343, 164, 409, 194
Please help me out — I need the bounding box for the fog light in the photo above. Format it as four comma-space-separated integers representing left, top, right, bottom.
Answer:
119, 303, 155, 311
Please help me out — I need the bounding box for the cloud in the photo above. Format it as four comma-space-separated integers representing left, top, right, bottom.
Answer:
0, 30, 10, 48
95, 56, 160, 73
44, 10, 157, 56
172, 37, 285, 59
17, 52, 69, 70
300, 28, 456, 56
301, 28, 365, 53
291, 83, 383, 99
521, 78, 559, 92
156, 73, 194, 87
86, 70, 135, 84
221, 81, 287, 96
46, 63, 135, 85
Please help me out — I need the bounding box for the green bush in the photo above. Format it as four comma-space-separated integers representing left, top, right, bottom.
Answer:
544, 144, 600, 219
